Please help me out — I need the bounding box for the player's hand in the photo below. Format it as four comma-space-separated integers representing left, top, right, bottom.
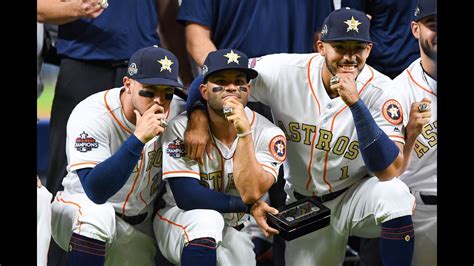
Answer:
250, 201, 280, 237
184, 110, 213, 164
331, 73, 359, 106
37, 175, 42, 188
134, 104, 167, 143
222, 98, 251, 135
406, 97, 432, 139
73, 0, 105, 19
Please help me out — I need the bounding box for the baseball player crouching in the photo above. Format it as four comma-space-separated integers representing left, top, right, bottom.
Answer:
185, 8, 417, 266
153, 49, 286, 266
50, 46, 185, 266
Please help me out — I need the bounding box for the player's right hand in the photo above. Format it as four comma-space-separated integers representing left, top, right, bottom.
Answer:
251, 201, 280, 237
184, 109, 213, 164
134, 104, 166, 143
222, 98, 251, 135
331, 73, 359, 106
406, 97, 432, 139
75, 0, 105, 19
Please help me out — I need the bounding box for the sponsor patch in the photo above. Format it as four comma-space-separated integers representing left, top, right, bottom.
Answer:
166, 138, 186, 158
382, 99, 403, 125
269, 135, 287, 162
75, 131, 99, 152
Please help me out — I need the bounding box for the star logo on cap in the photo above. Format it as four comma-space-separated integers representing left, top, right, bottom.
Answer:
158, 56, 173, 72
224, 50, 241, 65
344, 16, 362, 32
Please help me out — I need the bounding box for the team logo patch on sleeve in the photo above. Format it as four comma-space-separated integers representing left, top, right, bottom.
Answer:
166, 138, 186, 158
382, 99, 403, 125
75, 131, 99, 152
269, 135, 287, 162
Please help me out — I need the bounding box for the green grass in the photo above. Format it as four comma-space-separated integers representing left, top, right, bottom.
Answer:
37, 83, 55, 119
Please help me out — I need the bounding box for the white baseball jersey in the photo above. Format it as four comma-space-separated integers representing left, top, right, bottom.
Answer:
161, 107, 286, 227
391, 58, 437, 266
393, 58, 437, 193
61, 87, 185, 216
249, 53, 405, 196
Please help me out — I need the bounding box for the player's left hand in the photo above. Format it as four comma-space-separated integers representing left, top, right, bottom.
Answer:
331, 73, 359, 106
406, 97, 432, 139
222, 98, 251, 135
250, 201, 280, 237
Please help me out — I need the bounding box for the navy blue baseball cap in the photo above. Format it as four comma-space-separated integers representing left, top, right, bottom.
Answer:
320, 7, 372, 43
202, 49, 258, 82
414, 0, 437, 22
127, 45, 183, 88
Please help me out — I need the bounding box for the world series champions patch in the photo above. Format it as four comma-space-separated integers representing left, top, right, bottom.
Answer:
269, 135, 287, 162
382, 99, 403, 125
75, 131, 99, 152
166, 138, 186, 158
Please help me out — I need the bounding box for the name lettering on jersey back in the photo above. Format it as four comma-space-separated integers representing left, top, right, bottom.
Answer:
278, 121, 359, 160
413, 121, 437, 158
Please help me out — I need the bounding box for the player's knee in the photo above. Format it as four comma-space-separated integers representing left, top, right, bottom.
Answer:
374, 178, 411, 200
187, 209, 225, 238
72, 204, 116, 242
372, 178, 415, 218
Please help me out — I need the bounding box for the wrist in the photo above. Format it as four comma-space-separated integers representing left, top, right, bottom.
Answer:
237, 129, 253, 138
246, 202, 255, 214
133, 133, 146, 144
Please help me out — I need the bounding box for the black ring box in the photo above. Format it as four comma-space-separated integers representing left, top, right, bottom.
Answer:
267, 196, 331, 241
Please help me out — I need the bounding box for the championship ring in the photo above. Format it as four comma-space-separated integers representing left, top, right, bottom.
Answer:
99, 0, 109, 9
160, 118, 168, 128
223, 106, 233, 117
330, 75, 340, 85
267, 197, 331, 241
418, 103, 430, 112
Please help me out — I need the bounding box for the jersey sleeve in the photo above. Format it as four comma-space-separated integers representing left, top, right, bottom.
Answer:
161, 114, 201, 180
66, 106, 112, 171
366, 80, 405, 145
253, 124, 287, 182
249, 55, 279, 105
389, 73, 414, 140
177, 0, 213, 27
